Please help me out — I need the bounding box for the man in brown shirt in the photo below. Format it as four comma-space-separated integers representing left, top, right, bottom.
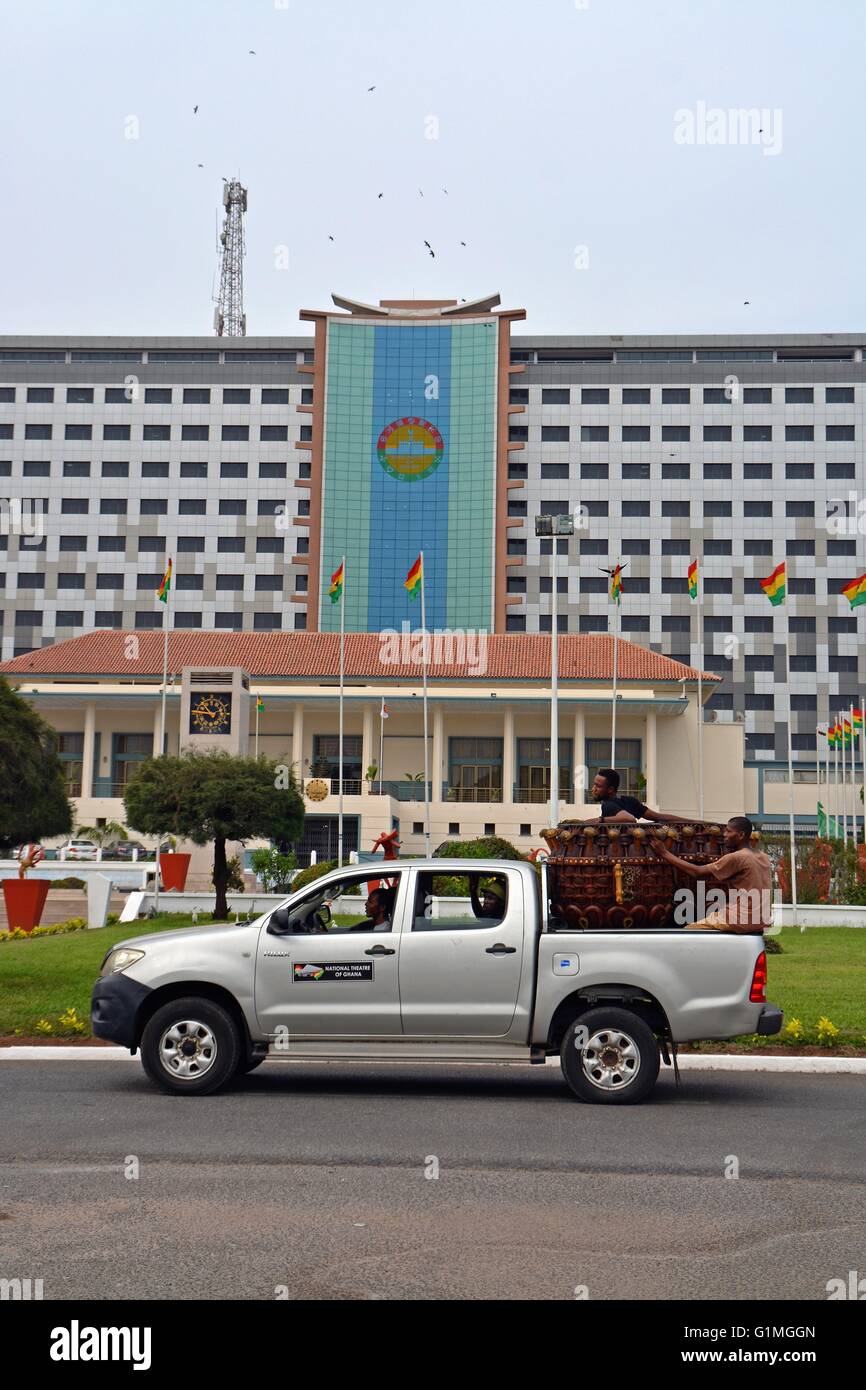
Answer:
648, 816, 773, 933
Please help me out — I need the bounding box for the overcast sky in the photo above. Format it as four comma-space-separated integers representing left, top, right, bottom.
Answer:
2, 0, 863, 337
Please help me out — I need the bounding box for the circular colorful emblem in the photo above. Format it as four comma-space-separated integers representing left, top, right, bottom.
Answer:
376, 417, 444, 482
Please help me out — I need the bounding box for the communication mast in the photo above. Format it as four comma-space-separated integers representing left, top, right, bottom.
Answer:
214, 179, 248, 336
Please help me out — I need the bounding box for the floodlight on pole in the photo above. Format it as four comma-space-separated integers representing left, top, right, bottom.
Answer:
536, 513, 574, 828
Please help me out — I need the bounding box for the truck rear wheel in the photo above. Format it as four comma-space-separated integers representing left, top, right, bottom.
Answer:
560, 1008, 660, 1104
140, 996, 242, 1096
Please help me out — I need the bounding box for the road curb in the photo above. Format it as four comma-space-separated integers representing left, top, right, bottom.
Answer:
1, 1046, 865, 1073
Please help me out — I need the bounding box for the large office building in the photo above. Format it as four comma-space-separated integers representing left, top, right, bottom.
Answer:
1, 304, 863, 798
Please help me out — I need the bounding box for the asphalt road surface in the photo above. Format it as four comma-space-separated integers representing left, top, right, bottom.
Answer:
1, 1059, 864, 1301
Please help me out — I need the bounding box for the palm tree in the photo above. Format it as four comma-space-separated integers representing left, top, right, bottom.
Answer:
73, 821, 128, 848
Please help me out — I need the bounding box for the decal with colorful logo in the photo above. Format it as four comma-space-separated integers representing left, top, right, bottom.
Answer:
376, 417, 444, 482
293, 962, 375, 982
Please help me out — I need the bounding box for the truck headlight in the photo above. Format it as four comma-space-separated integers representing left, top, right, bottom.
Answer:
101, 948, 145, 977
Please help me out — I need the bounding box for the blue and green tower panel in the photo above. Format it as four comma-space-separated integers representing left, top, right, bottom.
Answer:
318, 315, 498, 632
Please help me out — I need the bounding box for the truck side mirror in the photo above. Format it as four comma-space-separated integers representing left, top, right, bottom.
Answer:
268, 906, 291, 935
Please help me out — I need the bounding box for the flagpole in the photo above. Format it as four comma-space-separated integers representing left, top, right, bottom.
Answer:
154, 559, 171, 919
834, 726, 840, 841
816, 723, 821, 833
255, 697, 260, 759
420, 551, 430, 858
782, 605, 798, 923
379, 698, 385, 797
611, 570, 619, 771
337, 555, 345, 869
839, 710, 847, 843
860, 698, 865, 843
549, 540, 559, 828
850, 704, 857, 843
697, 570, 704, 820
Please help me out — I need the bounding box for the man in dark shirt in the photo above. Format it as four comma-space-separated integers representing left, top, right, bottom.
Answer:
592, 768, 687, 824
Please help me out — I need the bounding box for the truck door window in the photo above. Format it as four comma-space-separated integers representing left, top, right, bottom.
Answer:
412, 872, 509, 931
285, 874, 399, 933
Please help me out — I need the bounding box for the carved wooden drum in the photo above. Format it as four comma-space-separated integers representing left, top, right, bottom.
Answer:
540, 821, 725, 930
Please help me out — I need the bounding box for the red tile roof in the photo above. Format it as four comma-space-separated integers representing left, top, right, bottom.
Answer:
0, 631, 720, 683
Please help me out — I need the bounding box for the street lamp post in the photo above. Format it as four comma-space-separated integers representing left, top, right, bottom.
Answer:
536, 513, 575, 828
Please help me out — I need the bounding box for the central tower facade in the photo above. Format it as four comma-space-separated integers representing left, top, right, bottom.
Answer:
298, 294, 526, 632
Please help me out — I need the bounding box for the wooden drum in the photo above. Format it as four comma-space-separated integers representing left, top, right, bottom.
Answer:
540, 821, 725, 930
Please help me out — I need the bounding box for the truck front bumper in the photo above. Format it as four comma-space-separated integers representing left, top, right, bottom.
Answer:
91, 974, 152, 1050
756, 1004, 783, 1035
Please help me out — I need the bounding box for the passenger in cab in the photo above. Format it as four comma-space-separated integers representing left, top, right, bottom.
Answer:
471, 878, 506, 922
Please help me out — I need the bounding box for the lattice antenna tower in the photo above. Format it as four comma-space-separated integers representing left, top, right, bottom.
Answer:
214, 179, 248, 336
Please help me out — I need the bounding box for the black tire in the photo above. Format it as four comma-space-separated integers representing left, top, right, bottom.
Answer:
140, 996, 242, 1096
560, 1007, 660, 1105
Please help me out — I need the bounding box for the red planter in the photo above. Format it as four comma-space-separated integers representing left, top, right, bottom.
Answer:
2, 878, 50, 932
159, 853, 191, 892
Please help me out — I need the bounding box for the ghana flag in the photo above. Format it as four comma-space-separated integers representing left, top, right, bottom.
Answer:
841, 573, 866, 609
404, 554, 423, 600
759, 561, 786, 606
687, 559, 699, 600
329, 561, 345, 604
156, 558, 172, 604
609, 564, 623, 605
854, 709, 864, 730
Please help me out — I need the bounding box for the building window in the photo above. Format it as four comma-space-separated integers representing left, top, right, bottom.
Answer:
541, 462, 569, 479
179, 498, 206, 515
622, 500, 650, 517
262, 388, 289, 404
61, 460, 90, 478
57, 573, 86, 589
662, 461, 689, 478
101, 498, 127, 515
215, 612, 242, 630
662, 388, 689, 404
59, 535, 87, 551
448, 737, 503, 802
27, 386, 54, 403
508, 426, 528, 442
140, 499, 167, 515
827, 462, 855, 479
581, 462, 609, 479
66, 387, 93, 404
223, 388, 250, 404
181, 461, 208, 478
143, 424, 170, 441
827, 425, 855, 441
622, 425, 650, 442
510, 388, 529, 404
256, 537, 284, 554
183, 387, 210, 404
220, 499, 246, 516
299, 425, 313, 442
703, 388, 730, 404
103, 424, 131, 440
785, 462, 814, 479
579, 615, 607, 632
216, 574, 243, 590
826, 387, 854, 403
509, 462, 528, 479
704, 578, 732, 594
255, 575, 283, 591
175, 574, 204, 590
785, 387, 813, 403
744, 539, 773, 555
145, 387, 172, 404
507, 576, 527, 593
254, 614, 282, 631
516, 738, 572, 803
25, 423, 52, 439
786, 425, 814, 442
508, 501, 527, 518
506, 615, 526, 631
539, 614, 568, 632
261, 425, 288, 441
182, 424, 209, 441
744, 425, 772, 441
105, 387, 131, 403
220, 462, 248, 479
622, 388, 650, 405
98, 536, 125, 552
543, 388, 570, 404
743, 462, 772, 479
744, 387, 771, 403
293, 613, 306, 630
704, 539, 732, 555
138, 536, 166, 553
142, 461, 169, 478
177, 537, 204, 552
61, 498, 88, 514
175, 612, 202, 629
96, 573, 123, 589
704, 463, 732, 479
23, 460, 50, 477
662, 425, 689, 441
94, 611, 121, 628
703, 425, 732, 442
301, 388, 314, 404
260, 462, 287, 478
102, 460, 129, 478
581, 388, 608, 405
218, 537, 245, 553
222, 425, 249, 441
135, 611, 163, 628
579, 426, 606, 442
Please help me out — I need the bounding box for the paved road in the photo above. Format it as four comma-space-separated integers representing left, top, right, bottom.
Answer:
1, 1060, 864, 1300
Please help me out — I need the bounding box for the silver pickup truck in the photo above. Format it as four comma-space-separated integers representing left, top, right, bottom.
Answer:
91, 858, 782, 1104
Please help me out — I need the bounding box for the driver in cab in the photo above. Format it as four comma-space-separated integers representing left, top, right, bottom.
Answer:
349, 886, 395, 933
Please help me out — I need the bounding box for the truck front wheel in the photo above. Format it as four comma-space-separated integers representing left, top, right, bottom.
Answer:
140, 996, 242, 1096
560, 1008, 660, 1104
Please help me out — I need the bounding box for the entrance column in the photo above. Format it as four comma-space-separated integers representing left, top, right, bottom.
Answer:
292, 704, 305, 784
502, 706, 514, 805
362, 703, 375, 793
82, 702, 96, 800
645, 709, 658, 809
432, 704, 444, 801
573, 707, 586, 810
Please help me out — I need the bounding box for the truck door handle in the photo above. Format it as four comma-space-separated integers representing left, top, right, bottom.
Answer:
485, 943, 516, 955
365, 945, 396, 956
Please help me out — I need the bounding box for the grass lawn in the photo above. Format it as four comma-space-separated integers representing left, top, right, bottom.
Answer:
0, 920, 864, 1048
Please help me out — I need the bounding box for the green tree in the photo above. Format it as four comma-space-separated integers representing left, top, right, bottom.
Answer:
0, 676, 72, 852
123, 750, 304, 918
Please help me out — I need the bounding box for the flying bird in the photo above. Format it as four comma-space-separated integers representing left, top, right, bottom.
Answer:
378, 192, 383, 199
249, 50, 256, 55
197, 163, 204, 168
423, 240, 432, 249
328, 235, 334, 241
428, 248, 435, 258
193, 105, 199, 114
442, 188, 448, 194
460, 241, 466, 246
367, 85, 376, 91
418, 188, 424, 196
743, 300, 750, 305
